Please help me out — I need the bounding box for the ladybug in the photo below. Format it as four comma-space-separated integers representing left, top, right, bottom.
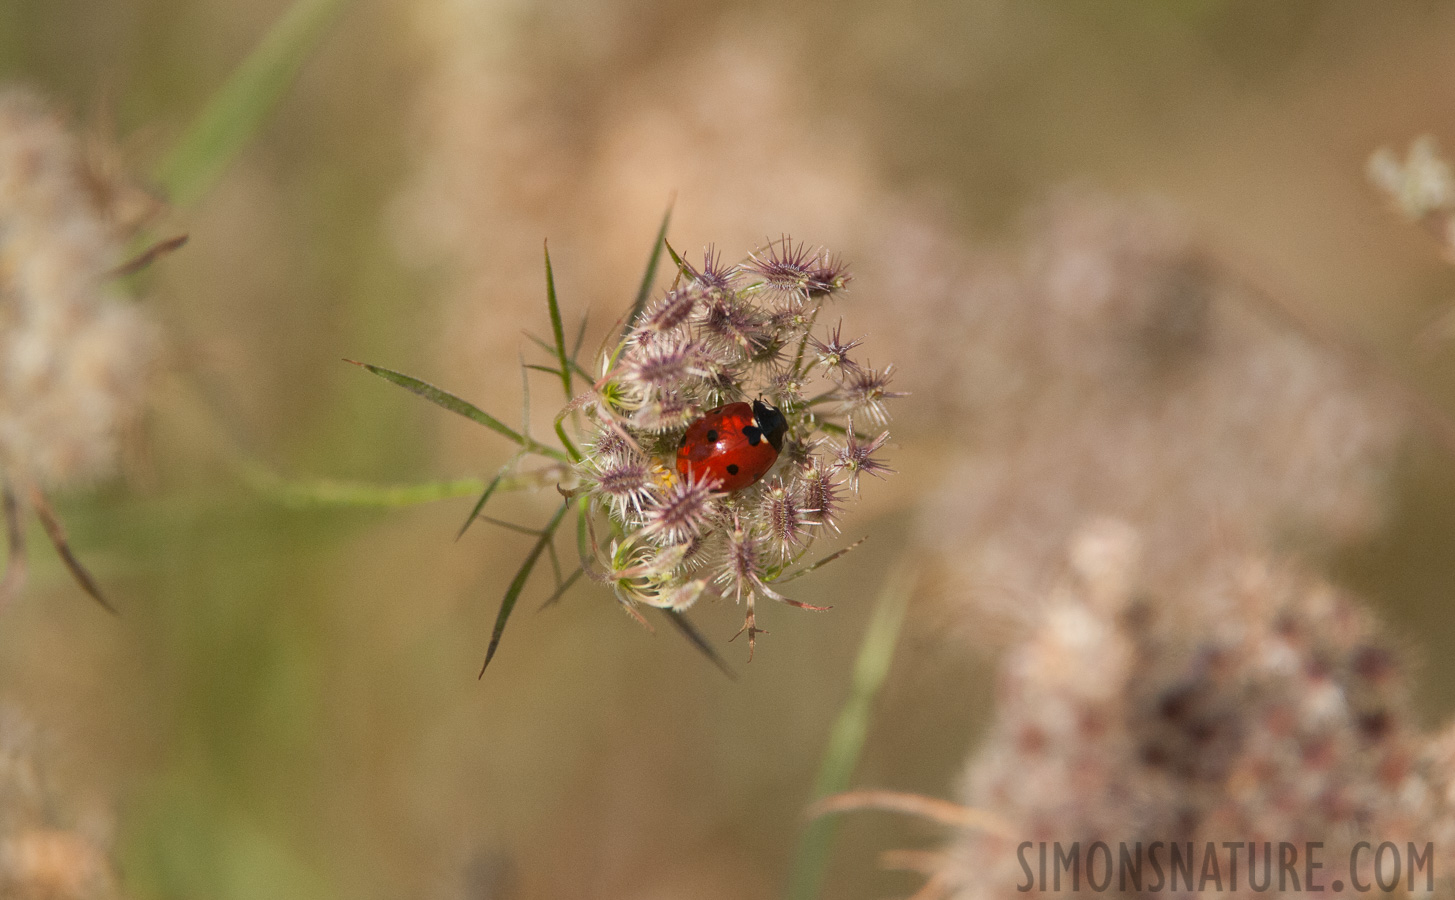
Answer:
676, 399, 788, 492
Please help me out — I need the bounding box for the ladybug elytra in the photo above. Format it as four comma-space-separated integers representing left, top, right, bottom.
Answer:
675, 399, 788, 492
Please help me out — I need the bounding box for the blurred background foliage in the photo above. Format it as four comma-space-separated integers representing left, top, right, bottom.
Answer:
4, 1, 1455, 898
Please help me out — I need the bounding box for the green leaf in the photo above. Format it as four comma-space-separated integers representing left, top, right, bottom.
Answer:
156, 0, 354, 206
543, 242, 574, 401
621, 203, 674, 339
784, 560, 912, 900
480, 500, 570, 675
349, 360, 568, 462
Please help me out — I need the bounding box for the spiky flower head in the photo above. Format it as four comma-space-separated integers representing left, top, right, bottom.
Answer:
807, 320, 863, 375
581, 449, 654, 522
834, 427, 894, 493
566, 238, 898, 654
641, 468, 720, 545
744, 236, 852, 305
836, 363, 904, 426
800, 460, 846, 533
762, 478, 813, 561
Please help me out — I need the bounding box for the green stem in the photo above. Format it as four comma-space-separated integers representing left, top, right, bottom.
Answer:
156, 0, 354, 206
783, 560, 913, 900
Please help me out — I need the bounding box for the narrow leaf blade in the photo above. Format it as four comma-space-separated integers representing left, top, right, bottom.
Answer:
622, 203, 673, 339
349, 361, 527, 447
480, 501, 570, 675
543, 242, 573, 400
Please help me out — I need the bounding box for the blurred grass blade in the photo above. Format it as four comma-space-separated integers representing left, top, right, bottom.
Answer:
543, 242, 573, 400
480, 500, 570, 676
621, 203, 673, 339
348, 360, 568, 462
784, 560, 913, 900
156, 0, 354, 206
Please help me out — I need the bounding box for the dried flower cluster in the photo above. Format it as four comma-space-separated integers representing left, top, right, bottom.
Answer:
908, 196, 1404, 643
1368, 136, 1455, 257
573, 241, 897, 653
0, 705, 123, 900
0, 88, 158, 492
0, 86, 161, 609
934, 518, 1455, 900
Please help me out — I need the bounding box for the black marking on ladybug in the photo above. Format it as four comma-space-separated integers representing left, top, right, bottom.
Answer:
706, 429, 718, 442
743, 425, 762, 446
751, 399, 788, 453
726, 463, 740, 475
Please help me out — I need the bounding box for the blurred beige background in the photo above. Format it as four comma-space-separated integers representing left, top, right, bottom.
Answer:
5, 2, 1455, 898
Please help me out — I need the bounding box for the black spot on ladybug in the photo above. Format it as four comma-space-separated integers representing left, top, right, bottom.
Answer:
743, 425, 762, 446
706, 429, 718, 443
726, 464, 740, 475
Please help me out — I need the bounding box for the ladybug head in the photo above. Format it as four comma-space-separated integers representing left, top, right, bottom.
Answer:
751, 399, 788, 453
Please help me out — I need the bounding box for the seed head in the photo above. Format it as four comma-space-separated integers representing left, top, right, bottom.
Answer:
642, 469, 720, 545
631, 393, 698, 433
836, 363, 904, 426
762, 479, 813, 560
695, 290, 767, 360
800, 461, 846, 532
808, 320, 863, 374
620, 335, 705, 392
585, 450, 654, 521
713, 515, 777, 604
834, 428, 894, 493
686, 245, 738, 295
635, 284, 699, 335
745, 236, 850, 302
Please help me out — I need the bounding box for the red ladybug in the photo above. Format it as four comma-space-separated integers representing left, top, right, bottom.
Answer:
676, 399, 788, 492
